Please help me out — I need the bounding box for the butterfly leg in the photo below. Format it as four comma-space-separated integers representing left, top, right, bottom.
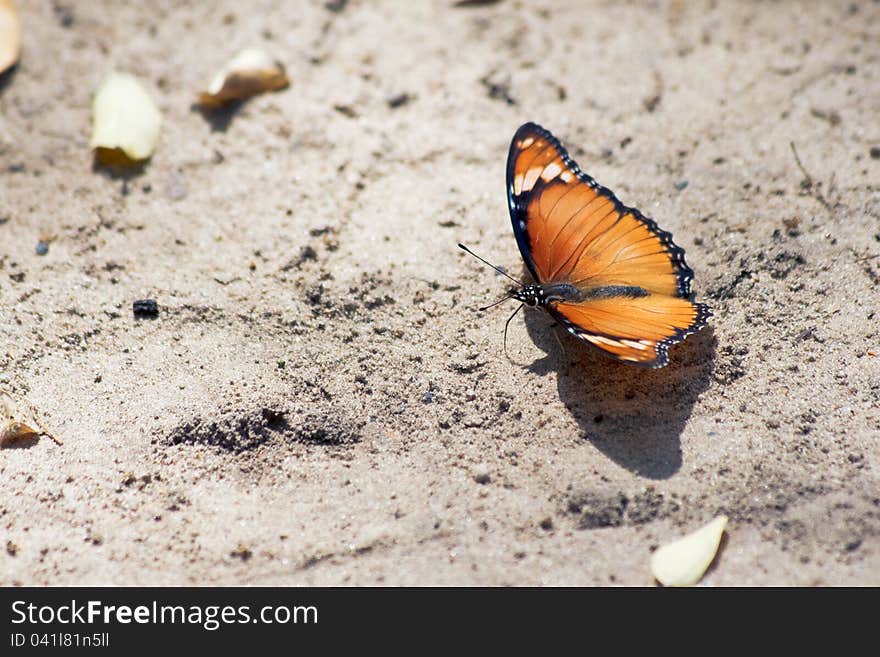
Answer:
552, 324, 569, 363
502, 303, 524, 361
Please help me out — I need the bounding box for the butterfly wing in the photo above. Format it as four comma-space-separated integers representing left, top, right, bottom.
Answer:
506, 122, 710, 367
548, 295, 711, 367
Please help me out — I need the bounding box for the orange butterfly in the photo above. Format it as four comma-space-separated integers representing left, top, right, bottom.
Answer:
464, 122, 711, 367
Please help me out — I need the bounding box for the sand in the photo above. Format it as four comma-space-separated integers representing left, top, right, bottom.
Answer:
1, 0, 878, 586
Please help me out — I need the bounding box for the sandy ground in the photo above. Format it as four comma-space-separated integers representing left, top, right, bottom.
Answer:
1, 1, 878, 586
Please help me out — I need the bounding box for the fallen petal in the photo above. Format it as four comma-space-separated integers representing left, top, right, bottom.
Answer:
0, 0, 21, 75
651, 515, 728, 586
199, 47, 289, 107
90, 72, 162, 165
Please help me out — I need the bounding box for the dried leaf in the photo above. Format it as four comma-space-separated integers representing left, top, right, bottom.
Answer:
0, 0, 21, 75
651, 515, 728, 586
199, 48, 289, 107
1, 421, 39, 447
90, 72, 162, 166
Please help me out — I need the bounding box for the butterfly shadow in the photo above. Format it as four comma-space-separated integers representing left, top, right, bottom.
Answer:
521, 309, 716, 480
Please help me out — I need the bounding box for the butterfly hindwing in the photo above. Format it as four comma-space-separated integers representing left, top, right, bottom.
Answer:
549, 295, 711, 367
506, 122, 710, 367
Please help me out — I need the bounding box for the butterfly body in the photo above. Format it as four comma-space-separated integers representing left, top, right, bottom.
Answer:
503, 122, 711, 368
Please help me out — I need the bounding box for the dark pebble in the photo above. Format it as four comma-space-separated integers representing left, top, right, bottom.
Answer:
133, 299, 159, 318
870, 146, 880, 160
473, 464, 491, 485
387, 93, 412, 109
35, 241, 49, 256
845, 539, 862, 552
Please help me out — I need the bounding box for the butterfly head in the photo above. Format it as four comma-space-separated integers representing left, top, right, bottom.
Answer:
513, 284, 545, 307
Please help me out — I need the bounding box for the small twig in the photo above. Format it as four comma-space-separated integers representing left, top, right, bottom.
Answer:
850, 248, 879, 264
789, 141, 832, 212
789, 141, 813, 186
643, 70, 664, 113
213, 276, 241, 286
23, 399, 63, 445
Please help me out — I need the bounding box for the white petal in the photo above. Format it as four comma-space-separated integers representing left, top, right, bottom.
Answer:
90, 72, 162, 164
651, 515, 728, 586
199, 47, 289, 106
0, 0, 22, 74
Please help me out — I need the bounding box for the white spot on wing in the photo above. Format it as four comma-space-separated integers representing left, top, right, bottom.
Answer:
560, 170, 574, 182
586, 335, 623, 347
513, 173, 524, 195
541, 162, 562, 182
522, 166, 542, 192
519, 137, 535, 148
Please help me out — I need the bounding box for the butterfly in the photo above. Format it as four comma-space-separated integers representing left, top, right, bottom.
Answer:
464, 122, 711, 368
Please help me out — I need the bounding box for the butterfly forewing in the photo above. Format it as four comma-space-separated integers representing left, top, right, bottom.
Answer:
561, 209, 684, 295
506, 122, 710, 367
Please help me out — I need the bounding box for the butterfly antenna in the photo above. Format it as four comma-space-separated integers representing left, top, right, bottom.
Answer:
458, 243, 523, 286
502, 303, 524, 359
479, 295, 515, 312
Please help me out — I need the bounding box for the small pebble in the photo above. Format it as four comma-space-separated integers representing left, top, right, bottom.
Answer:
674, 180, 689, 191
35, 240, 49, 256
870, 146, 880, 160
230, 544, 253, 561
387, 93, 412, 109
333, 104, 357, 118
133, 299, 159, 318
845, 539, 862, 552
473, 463, 491, 485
